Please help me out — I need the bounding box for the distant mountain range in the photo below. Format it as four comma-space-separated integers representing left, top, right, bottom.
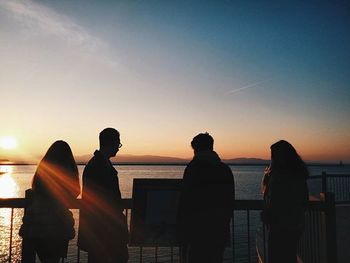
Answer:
0, 154, 270, 165
0, 154, 346, 166
74, 154, 270, 165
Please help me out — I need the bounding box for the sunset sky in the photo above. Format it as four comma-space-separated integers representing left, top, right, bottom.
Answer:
0, 1, 349, 162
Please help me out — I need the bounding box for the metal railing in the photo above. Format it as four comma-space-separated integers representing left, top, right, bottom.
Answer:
297, 193, 337, 263
0, 195, 337, 263
308, 172, 350, 204
235, 193, 337, 263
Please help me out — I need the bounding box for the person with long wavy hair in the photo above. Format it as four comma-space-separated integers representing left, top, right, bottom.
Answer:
261, 140, 309, 263
20, 140, 80, 263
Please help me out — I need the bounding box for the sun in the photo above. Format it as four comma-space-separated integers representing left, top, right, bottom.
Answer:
0, 136, 18, 150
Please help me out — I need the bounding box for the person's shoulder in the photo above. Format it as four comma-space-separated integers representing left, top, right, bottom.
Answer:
218, 162, 234, 180
184, 160, 194, 173
85, 155, 97, 168
83, 153, 103, 173
219, 161, 230, 168
88, 151, 107, 166
185, 159, 204, 170
217, 160, 231, 171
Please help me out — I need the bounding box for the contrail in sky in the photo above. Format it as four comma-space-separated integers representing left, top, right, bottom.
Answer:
226, 79, 270, 95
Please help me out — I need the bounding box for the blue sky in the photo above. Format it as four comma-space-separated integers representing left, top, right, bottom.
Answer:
0, 0, 349, 161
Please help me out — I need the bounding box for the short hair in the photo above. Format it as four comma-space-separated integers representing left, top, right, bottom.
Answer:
99, 128, 120, 147
191, 133, 214, 151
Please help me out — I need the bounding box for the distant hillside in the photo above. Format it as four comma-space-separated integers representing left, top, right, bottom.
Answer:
75, 154, 269, 165
114, 154, 188, 164
0, 158, 12, 164
2, 155, 345, 166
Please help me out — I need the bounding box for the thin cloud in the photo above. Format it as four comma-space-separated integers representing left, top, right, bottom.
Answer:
0, 0, 104, 52
226, 79, 270, 95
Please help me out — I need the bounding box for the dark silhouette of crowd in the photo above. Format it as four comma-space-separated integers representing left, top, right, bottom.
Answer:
19, 128, 308, 263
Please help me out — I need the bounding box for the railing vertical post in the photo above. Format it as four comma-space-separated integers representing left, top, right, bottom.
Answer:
21, 189, 34, 262
262, 223, 266, 263
170, 246, 173, 263
9, 208, 14, 263
231, 210, 235, 263
320, 192, 337, 263
247, 210, 251, 263
322, 172, 327, 193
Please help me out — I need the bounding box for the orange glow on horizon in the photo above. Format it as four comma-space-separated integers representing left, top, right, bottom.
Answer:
0, 135, 349, 163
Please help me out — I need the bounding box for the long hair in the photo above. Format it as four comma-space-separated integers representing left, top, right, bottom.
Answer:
32, 140, 80, 205
270, 140, 309, 179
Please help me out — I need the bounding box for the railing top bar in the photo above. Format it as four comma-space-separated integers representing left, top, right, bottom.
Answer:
307, 173, 350, 180
0, 198, 133, 209
334, 201, 350, 205
323, 174, 350, 178
234, 200, 264, 210
0, 198, 328, 211
306, 201, 329, 210
308, 175, 322, 179
234, 200, 327, 210
0, 198, 27, 208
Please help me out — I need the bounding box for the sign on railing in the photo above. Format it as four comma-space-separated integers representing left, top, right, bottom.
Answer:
129, 179, 182, 246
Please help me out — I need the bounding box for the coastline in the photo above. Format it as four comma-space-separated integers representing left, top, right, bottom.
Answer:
1, 162, 349, 166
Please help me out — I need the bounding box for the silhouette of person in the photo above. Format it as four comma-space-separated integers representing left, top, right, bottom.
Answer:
20, 140, 80, 263
78, 128, 128, 263
261, 140, 309, 263
177, 133, 235, 263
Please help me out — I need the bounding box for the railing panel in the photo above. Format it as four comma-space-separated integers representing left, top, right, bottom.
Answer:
233, 201, 264, 263
0, 198, 338, 263
297, 210, 327, 263
321, 173, 350, 203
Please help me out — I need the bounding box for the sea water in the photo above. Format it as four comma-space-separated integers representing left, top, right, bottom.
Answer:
0, 164, 349, 262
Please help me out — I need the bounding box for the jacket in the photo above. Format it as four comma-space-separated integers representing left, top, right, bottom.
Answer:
177, 151, 235, 245
77, 150, 128, 254
19, 189, 75, 240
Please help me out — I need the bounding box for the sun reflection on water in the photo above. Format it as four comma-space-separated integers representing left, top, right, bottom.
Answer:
0, 172, 18, 198
0, 165, 13, 175
0, 167, 22, 262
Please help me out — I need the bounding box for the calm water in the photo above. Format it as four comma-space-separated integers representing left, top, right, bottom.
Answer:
0, 164, 349, 262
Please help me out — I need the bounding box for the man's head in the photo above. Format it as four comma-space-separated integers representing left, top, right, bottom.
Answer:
99, 128, 121, 158
191, 132, 214, 153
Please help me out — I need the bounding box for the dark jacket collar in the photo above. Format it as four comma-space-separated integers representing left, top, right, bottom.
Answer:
94, 150, 111, 164
193, 150, 221, 164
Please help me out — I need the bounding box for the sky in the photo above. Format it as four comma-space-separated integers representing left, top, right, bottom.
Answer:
0, 0, 349, 162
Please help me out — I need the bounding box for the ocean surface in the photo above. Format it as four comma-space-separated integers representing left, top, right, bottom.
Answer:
0, 164, 349, 263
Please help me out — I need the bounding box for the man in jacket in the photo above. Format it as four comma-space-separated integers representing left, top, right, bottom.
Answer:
177, 133, 235, 263
78, 128, 128, 263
